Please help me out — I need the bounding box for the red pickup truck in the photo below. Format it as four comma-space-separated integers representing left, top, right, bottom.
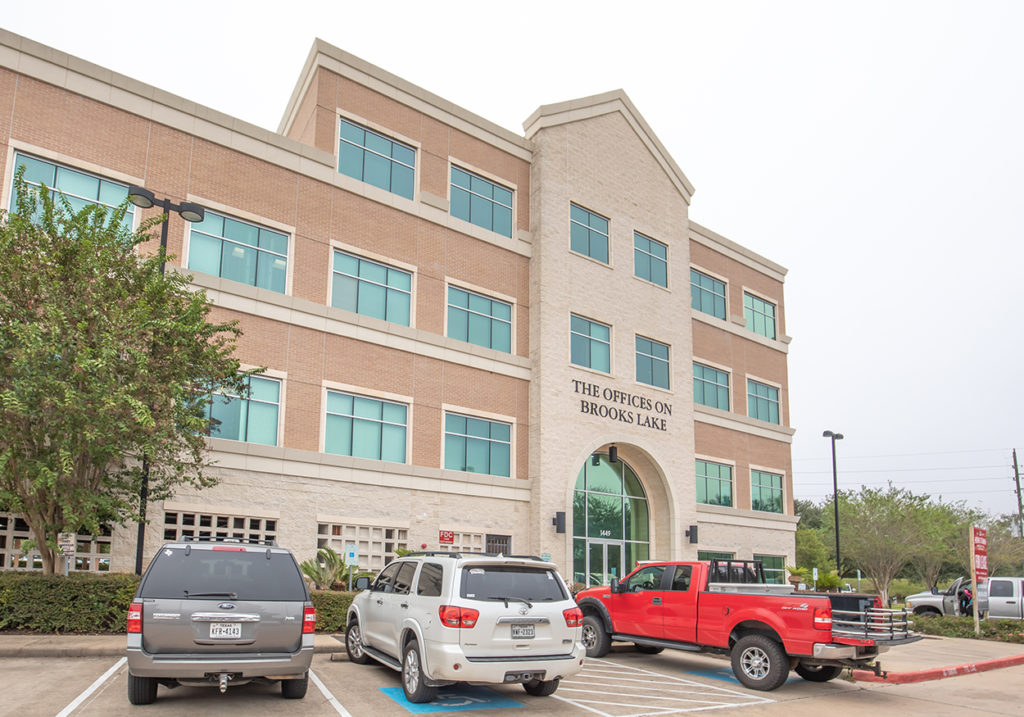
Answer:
575, 559, 918, 691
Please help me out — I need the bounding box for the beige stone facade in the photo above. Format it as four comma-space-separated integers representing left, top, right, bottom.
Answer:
0, 30, 796, 581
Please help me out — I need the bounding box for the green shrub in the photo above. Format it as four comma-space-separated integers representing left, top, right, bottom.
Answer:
310, 590, 356, 632
912, 615, 1024, 643
0, 572, 139, 633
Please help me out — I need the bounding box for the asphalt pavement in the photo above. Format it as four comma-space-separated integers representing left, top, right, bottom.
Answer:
1, 631, 1023, 686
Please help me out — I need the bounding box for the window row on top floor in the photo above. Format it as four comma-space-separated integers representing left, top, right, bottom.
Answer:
570, 203, 669, 288
689, 267, 780, 341
206, 375, 512, 478
337, 118, 515, 238
695, 459, 784, 513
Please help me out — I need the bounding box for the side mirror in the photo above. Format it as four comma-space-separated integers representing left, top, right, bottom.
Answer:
354, 576, 371, 591
610, 577, 623, 594
930, 587, 938, 595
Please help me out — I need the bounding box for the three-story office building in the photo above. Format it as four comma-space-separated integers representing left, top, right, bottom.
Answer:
0, 30, 796, 582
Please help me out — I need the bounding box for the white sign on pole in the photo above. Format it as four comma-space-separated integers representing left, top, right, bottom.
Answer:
58, 532, 76, 577
344, 543, 358, 566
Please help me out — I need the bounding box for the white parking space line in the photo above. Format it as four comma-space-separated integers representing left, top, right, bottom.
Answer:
310, 668, 354, 717
553, 658, 771, 716
56, 657, 126, 717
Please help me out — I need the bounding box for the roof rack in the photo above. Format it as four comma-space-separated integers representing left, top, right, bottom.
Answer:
179, 536, 278, 547
400, 551, 546, 561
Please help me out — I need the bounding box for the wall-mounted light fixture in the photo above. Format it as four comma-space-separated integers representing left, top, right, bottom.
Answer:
608, 445, 618, 463
685, 525, 698, 544
591, 454, 600, 466
552, 511, 566, 533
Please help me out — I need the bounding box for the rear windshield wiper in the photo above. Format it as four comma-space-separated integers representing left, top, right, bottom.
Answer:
183, 591, 238, 599
488, 595, 533, 609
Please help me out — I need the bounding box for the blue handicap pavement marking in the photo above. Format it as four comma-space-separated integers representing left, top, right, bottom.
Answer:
686, 667, 797, 686
380, 685, 523, 713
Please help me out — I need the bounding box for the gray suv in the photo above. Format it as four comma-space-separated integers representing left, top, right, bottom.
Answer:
125, 537, 315, 705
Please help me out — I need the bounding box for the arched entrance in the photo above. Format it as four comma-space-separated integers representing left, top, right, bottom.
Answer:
572, 453, 650, 587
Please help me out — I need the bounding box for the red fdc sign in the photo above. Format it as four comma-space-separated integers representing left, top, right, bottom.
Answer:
439, 530, 454, 545
972, 526, 988, 582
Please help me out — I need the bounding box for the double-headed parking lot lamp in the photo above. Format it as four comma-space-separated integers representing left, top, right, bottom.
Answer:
822, 430, 844, 577
127, 186, 206, 575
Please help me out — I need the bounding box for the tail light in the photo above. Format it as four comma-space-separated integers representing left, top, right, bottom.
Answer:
563, 607, 584, 628
813, 607, 832, 630
302, 606, 316, 634
127, 601, 143, 634
872, 596, 883, 610
438, 605, 479, 628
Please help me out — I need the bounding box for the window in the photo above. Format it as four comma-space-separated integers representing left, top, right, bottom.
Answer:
755, 554, 786, 584
331, 251, 411, 325
989, 580, 1013, 598
747, 379, 780, 424
9, 152, 133, 229
636, 336, 670, 389
690, 269, 726, 319
163, 511, 276, 543
744, 292, 777, 339
570, 315, 610, 373
569, 203, 609, 263
444, 413, 511, 477
447, 286, 512, 353
751, 471, 784, 513
623, 565, 665, 592
698, 551, 735, 561
338, 117, 415, 199
634, 233, 667, 287
696, 459, 733, 507
450, 167, 513, 237
486, 535, 511, 554
693, 362, 730, 410
207, 375, 280, 445
188, 211, 288, 293
670, 565, 692, 591
0, 512, 111, 572
317, 522, 409, 571
324, 391, 407, 463
416, 563, 444, 597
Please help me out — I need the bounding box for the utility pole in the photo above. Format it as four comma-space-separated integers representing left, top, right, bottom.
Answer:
1013, 449, 1024, 539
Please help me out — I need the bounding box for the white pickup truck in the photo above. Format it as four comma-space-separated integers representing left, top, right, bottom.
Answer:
984, 577, 1024, 620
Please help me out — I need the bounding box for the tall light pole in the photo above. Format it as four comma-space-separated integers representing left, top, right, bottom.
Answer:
127, 186, 205, 575
822, 430, 844, 577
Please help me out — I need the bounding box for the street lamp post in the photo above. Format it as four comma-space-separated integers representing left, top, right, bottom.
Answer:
127, 186, 205, 575
822, 430, 844, 577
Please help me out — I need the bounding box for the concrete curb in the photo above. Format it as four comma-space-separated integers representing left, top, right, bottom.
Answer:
852, 653, 1024, 684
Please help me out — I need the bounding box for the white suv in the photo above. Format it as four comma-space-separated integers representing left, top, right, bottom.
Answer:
345, 552, 585, 702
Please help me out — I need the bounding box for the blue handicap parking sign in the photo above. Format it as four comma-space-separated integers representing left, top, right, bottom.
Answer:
380, 685, 523, 713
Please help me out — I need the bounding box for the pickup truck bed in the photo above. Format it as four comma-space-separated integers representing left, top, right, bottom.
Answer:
575, 559, 918, 691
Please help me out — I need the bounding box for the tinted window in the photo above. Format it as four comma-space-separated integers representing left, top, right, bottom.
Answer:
624, 565, 665, 592
417, 563, 444, 597
139, 548, 306, 601
372, 562, 402, 592
460, 565, 568, 602
393, 562, 417, 595
670, 566, 692, 591
990, 580, 1012, 598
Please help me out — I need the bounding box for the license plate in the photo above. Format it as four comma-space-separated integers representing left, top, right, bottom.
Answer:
511, 624, 534, 639
209, 622, 241, 639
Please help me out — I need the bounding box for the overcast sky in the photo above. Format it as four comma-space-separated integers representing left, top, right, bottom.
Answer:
5, 1, 1022, 517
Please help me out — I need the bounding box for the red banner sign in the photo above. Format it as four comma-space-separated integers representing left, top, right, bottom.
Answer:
971, 526, 988, 582
439, 530, 454, 545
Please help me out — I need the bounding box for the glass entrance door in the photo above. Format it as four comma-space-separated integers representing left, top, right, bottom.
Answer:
587, 541, 623, 586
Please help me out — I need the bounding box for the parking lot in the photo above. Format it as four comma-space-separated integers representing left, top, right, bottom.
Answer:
6, 640, 1024, 717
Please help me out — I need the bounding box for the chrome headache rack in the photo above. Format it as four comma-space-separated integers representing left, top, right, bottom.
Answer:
831, 606, 916, 641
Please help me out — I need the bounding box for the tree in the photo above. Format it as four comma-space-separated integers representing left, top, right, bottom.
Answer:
0, 172, 252, 574
794, 498, 825, 531
794, 526, 831, 571
823, 485, 930, 604
908, 500, 981, 588
986, 514, 1024, 576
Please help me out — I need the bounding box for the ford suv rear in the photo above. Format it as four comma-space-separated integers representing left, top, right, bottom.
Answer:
345, 552, 585, 702
125, 537, 315, 705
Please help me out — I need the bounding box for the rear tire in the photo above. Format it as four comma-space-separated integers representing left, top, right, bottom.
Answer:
635, 644, 664, 654
402, 640, 437, 704
581, 614, 610, 658
523, 678, 560, 696
730, 634, 790, 691
281, 672, 308, 699
127, 674, 157, 705
346, 620, 373, 665
794, 663, 844, 682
